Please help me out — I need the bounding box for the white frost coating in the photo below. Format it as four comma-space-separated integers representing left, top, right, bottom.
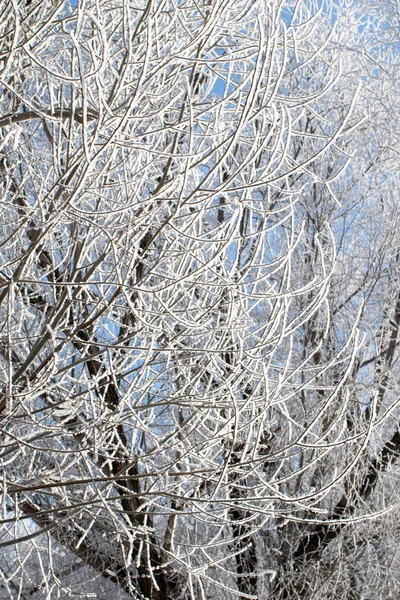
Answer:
0, 0, 400, 599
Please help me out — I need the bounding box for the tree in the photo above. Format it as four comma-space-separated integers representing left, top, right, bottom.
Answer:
0, 0, 399, 598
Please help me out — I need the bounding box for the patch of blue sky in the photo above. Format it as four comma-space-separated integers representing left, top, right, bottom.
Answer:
212, 77, 226, 98
280, 0, 340, 29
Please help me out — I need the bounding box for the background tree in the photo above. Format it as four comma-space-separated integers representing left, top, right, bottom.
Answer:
0, 0, 399, 599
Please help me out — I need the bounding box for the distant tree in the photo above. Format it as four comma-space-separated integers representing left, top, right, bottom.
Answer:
0, 1, 399, 599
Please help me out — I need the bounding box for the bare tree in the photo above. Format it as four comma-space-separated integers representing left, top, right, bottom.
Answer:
0, 1, 399, 599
